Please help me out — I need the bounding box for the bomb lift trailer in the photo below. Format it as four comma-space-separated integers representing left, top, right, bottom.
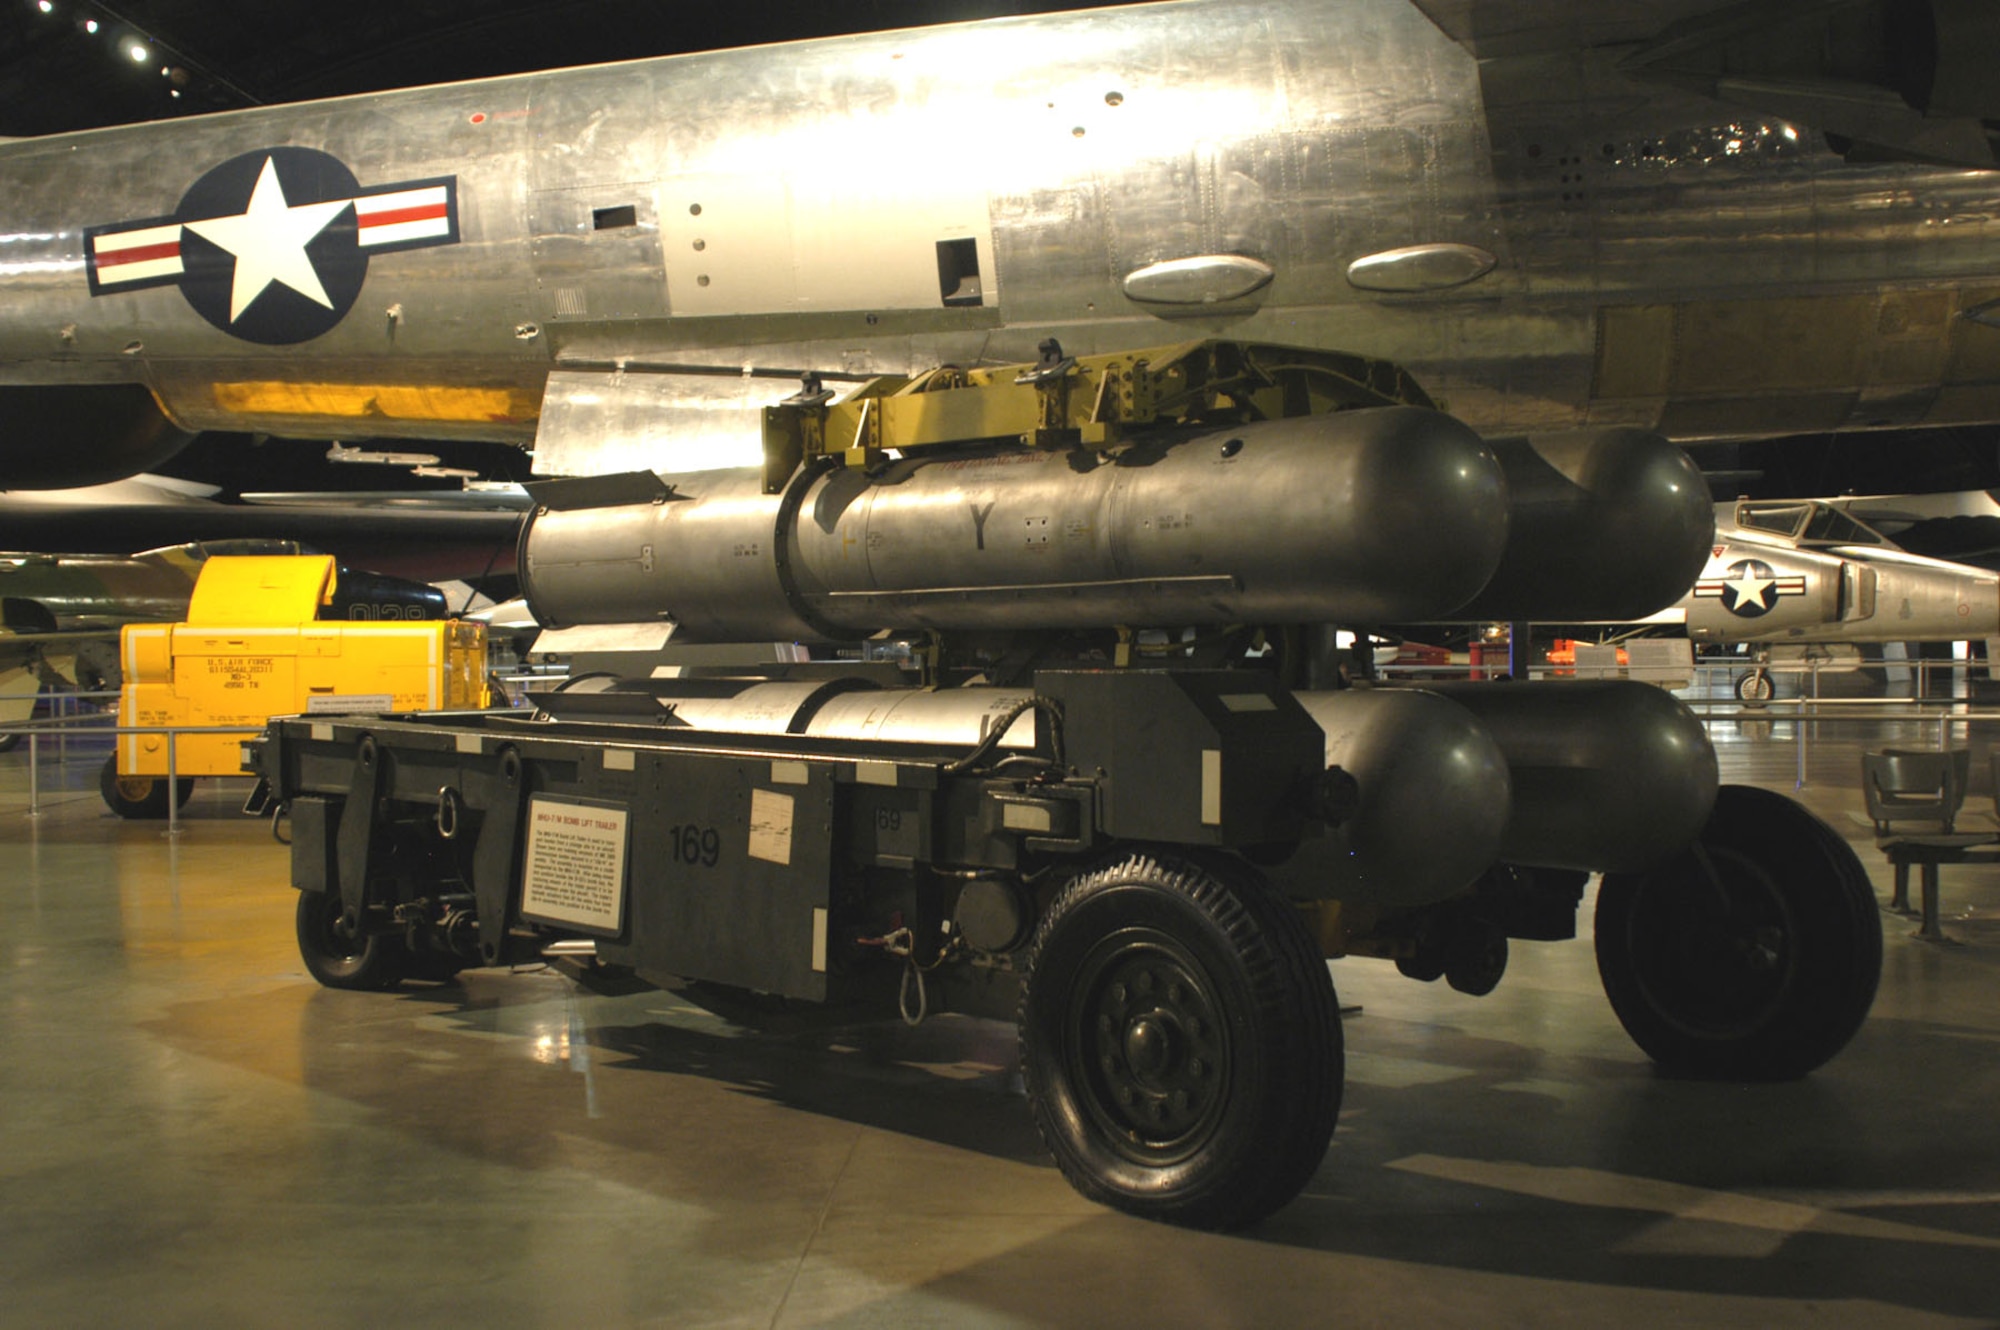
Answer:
248, 341, 1882, 1229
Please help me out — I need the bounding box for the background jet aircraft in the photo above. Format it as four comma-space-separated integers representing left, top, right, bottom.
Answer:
4, 0, 2000, 491
1661, 498, 2000, 698
1824, 489, 2000, 571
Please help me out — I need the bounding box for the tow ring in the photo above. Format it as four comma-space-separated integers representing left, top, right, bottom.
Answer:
436, 786, 461, 840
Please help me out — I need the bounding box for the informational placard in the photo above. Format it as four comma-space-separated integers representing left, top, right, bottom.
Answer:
748, 788, 794, 866
305, 694, 395, 714
520, 796, 629, 936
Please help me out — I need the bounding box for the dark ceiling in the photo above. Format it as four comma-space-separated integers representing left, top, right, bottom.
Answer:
0, 0, 1133, 136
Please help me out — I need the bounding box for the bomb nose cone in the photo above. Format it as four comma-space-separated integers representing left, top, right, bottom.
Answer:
1452, 428, 1715, 623
1305, 405, 1507, 623
1281, 687, 1513, 907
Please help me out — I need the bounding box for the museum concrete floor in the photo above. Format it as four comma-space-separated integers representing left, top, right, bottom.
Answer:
4, 712, 1999, 1330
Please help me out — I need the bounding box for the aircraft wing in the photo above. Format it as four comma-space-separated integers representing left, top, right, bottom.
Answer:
0, 627, 121, 701
0, 492, 523, 584
1410, 0, 1735, 58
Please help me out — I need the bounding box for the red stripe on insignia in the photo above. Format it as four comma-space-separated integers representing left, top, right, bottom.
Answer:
358, 203, 448, 229
96, 240, 181, 269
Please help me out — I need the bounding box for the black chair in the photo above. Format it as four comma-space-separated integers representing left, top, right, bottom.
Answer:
1861, 748, 1969, 834
1857, 747, 1994, 940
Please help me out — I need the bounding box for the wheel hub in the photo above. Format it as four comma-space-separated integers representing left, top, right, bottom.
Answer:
1075, 940, 1228, 1155
1123, 1012, 1180, 1081
1632, 845, 1798, 1038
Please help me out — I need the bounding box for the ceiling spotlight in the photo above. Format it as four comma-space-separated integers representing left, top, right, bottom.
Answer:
84, 17, 96, 32
127, 40, 148, 62
37, 1, 54, 15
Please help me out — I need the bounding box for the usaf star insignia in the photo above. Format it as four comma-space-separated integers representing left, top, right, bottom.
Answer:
84, 146, 459, 345
1692, 558, 1809, 618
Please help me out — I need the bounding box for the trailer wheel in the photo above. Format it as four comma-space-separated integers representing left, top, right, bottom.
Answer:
1018, 852, 1341, 1229
295, 889, 407, 991
1735, 670, 1773, 702
1596, 784, 1881, 1080
98, 755, 194, 819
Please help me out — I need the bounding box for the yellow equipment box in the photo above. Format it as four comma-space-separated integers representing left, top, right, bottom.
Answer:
117, 555, 489, 781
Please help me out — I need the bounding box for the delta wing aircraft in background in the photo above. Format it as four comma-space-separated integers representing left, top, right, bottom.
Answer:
1664, 497, 2000, 699
1832, 489, 2000, 569
2, 0, 2000, 485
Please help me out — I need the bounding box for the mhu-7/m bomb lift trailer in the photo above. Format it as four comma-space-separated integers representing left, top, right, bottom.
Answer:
248, 340, 1882, 1229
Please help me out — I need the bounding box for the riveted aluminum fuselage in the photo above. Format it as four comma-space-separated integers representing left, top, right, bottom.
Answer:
4, 0, 2000, 467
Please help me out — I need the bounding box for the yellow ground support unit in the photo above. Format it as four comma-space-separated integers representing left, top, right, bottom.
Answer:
110, 556, 488, 816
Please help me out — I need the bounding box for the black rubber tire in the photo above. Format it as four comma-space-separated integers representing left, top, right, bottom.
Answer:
99, 755, 195, 819
1596, 784, 1882, 1080
1018, 852, 1342, 1230
0, 733, 19, 755
295, 889, 407, 991
1735, 670, 1774, 703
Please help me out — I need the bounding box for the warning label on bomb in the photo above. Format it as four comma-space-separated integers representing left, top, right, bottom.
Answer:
520, 796, 629, 935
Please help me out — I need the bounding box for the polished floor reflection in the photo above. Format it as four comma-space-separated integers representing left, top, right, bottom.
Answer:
3, 720, 1997, 1329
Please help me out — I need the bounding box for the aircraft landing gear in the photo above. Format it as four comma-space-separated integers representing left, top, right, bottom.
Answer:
1594, 784, 1881, 1080
1735, 669, 1774, 703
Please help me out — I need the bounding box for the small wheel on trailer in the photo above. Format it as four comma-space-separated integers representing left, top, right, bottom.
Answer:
1595, 784, 1882, 1080
295, 888, 408, 991
1018, 851, 1342, 1229
99, 755, 195, 819
1735, 670, 1774, 703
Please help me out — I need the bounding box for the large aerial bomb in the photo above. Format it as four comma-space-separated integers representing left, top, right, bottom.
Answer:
523, 406, 1510, 640
1413, 680, 1719, 873
523, 409, 1714, 642
1453, 429, 1716, 623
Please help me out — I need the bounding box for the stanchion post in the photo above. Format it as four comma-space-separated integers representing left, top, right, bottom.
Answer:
27, 731, 41, 819
165, 729, 182, 838
1795, 702, 1807, 790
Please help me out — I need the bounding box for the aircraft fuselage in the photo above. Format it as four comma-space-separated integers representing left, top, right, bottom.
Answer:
1681, 507, 2000, 646
3, 0, 2000, 469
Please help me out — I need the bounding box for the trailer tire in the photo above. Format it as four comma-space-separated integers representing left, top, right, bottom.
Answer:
295, 889, 407, 991
1018, 851, 1341, 1230
1596, 784, 1881, 1080
99, 755, 194, 819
